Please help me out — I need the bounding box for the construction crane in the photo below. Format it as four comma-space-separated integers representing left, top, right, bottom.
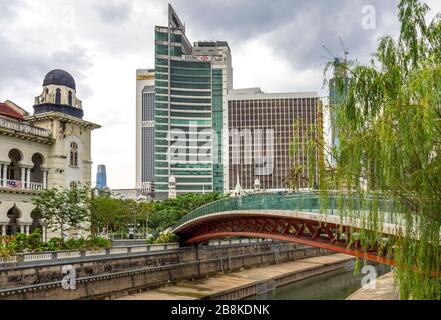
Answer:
338, 35, 349, 63
322, 45, 338, 60
322, 35, 350, 62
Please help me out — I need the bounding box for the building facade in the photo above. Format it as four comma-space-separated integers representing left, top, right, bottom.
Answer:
151, 5, 233, 199
0, 70, 100, 239
226, 88, 323, 193
136, 69, 155, 195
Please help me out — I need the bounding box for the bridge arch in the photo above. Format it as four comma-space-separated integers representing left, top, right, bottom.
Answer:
173, 193, 400, 266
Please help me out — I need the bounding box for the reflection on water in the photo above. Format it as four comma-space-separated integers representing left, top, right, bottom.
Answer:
246, 263, 391, 300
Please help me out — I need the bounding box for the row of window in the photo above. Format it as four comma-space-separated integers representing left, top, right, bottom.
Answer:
155, 31, 182, 43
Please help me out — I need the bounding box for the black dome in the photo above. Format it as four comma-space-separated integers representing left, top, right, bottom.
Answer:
43, 69, 76, 90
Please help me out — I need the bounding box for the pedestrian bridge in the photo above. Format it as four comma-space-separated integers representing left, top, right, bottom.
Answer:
173, 192, 403, 266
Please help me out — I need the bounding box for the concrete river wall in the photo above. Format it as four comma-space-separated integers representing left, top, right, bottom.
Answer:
0, 242, 330, 300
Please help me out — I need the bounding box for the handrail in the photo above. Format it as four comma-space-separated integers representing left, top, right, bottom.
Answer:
173, 192, 400, 230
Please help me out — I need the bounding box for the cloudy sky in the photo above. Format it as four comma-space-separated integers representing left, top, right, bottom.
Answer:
1, 0, 440, 188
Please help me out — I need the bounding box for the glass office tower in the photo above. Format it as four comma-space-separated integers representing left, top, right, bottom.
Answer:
153, 5, 232, 199
329, 58, 349, 166
96, 164, 107, 190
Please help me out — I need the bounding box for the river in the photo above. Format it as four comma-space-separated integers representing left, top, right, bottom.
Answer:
246, 263, 392, 300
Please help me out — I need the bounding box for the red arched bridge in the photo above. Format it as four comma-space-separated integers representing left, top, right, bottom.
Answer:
173, 193, 403, 266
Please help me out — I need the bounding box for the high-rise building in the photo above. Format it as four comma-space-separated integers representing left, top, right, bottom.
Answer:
226, 88, 323, 192
152, 4, 233, 199
136, 69, 155, 195
329, 58, 349, 165
96, 164, 107, 189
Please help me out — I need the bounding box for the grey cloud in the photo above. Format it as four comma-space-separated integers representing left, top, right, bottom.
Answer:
0, 34, 93, 104
171, 0, 400, 68
0, 0, 24, 22
94, 0, 133, 23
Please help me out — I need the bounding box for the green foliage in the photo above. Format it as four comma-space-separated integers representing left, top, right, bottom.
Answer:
32, 185, 92, 238
90, 192, 223, 243
311, 0, 441, 300
153, 232, 179, 244
0, 231, 111, 257
148, 193, 224, 234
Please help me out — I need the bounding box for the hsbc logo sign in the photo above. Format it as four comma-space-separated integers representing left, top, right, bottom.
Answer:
182, 55, 212, 62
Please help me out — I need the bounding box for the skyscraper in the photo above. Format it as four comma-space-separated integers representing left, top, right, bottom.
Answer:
96, 164, 107, 190
152, 5, 233, 199
226, 88, 323, 192
136, 69, 155, 195
329, 58, 349, 166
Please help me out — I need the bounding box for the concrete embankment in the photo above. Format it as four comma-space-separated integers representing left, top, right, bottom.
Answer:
117, 253, 354, 300
0, 242, 330, 300
347, 271, 399, 300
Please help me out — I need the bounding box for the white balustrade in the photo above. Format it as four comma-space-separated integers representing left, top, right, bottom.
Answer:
23, 253, 52, 262
57, 251, 81, 259
29, 182, 44, 191
0, 256, 18, 264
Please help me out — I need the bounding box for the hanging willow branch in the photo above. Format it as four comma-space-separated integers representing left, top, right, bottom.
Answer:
293, 0, 441, 300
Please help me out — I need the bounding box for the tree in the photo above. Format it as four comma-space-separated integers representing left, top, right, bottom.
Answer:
32, 186, 91, 239
90, 195, 124, 234
316, 0, 441, 299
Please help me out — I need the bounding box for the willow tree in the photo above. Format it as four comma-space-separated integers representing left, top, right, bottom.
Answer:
316, 0, 441, 299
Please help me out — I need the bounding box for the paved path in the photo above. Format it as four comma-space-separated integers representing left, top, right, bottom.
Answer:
347, 271, 399, 300
117, 253, 353, 300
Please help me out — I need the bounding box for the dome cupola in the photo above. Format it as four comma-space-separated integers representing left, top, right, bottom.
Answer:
43, 69, 76, 90
34, 69, 84, 119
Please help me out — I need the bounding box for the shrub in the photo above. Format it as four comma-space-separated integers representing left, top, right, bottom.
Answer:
0, 233, 111, 257
153, 232, 178, 244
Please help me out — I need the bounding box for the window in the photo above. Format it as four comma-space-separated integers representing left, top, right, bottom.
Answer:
68, 91, 72, 106
55, 88, 61, 104
70, 181, 78, 189
70, 142, 79, 167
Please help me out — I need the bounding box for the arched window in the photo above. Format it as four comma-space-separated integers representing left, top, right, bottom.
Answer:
70, 142, 78, 167
68, 91, 72, 106
70, 181, 78, 189
55, 88, 61, 104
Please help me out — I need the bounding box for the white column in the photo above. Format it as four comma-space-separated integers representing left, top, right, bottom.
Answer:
43, 170, 48, 189
26, 168, 31, 189
21, 167, 26, 189
25, 225, 30, 235
42, 226, 47, 242
1, 225, 6, 236
19, 225, 24, 234
2, 164, 7, 187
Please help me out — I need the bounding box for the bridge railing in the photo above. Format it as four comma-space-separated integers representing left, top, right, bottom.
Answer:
173, 192, 401, 230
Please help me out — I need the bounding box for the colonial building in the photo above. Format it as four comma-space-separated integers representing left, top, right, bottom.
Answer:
0, 70, 100, 239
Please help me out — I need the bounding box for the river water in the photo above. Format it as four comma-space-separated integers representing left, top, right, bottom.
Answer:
246, 263, 392, 300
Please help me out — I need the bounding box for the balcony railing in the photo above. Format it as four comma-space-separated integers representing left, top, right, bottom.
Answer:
0, 179, 46, 191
